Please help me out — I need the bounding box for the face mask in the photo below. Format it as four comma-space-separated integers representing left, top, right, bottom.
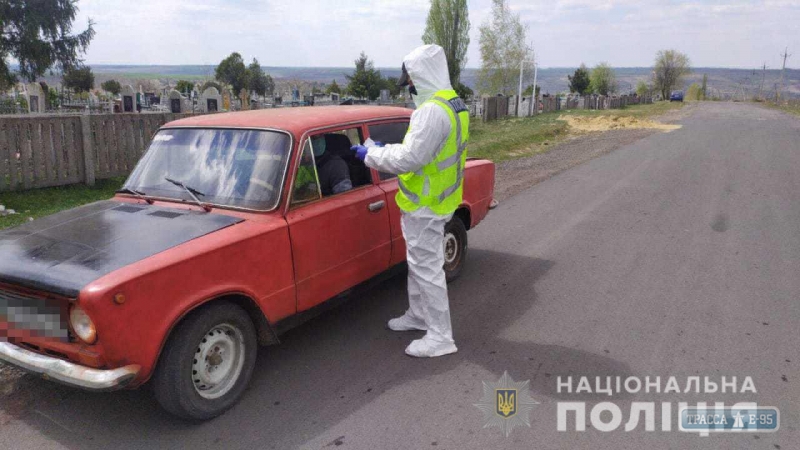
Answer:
311, 137, 326, 157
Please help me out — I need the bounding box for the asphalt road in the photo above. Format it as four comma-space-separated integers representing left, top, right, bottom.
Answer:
1, 102, 798, 449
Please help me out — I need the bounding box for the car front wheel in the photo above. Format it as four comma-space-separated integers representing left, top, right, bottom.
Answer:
153, 302, 257, 420
443, 216, 468, 282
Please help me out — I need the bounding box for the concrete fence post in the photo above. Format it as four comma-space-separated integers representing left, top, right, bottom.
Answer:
80, 114, 96, 186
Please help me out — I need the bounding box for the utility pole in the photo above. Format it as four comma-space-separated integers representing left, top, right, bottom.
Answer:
532, 63, 538, 116
778, 47, 791, 102
759, 63, 767, 100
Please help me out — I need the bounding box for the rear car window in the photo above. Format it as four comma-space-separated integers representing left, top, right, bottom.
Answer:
368, 121, 409, 181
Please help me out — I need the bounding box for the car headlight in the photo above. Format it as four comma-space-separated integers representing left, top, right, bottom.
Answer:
69, 305, 97, 344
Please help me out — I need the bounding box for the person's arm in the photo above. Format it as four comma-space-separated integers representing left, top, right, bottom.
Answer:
363, 104, 450, 175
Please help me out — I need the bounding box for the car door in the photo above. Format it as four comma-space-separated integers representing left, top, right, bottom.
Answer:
365, 120, 411, 267
285, 126, 392, 312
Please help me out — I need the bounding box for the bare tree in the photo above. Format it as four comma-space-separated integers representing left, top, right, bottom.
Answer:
477, 0, 532, 96
653, 50, 691, 99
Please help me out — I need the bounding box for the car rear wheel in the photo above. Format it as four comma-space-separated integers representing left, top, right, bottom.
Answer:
443, 216, 468, 282
153, 302, 257, 420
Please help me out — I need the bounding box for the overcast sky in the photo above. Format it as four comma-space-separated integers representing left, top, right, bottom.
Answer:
74, 0, 798, 69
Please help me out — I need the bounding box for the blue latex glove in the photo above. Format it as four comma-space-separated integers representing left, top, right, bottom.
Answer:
351, 144, 368, 161
372, 141, 384, 147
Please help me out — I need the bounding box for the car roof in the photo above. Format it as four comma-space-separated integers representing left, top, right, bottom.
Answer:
161, 105, 412, 135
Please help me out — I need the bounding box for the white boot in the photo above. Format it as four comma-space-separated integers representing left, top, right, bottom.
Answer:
405, 334, 458, 357
388, 312, 428, 331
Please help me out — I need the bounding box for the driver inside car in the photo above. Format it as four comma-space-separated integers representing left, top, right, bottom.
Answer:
312, 135, 352, 196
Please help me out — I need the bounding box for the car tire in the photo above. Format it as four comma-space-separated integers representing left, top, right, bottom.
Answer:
153, 302, 257, 421
443, 216, 468, 282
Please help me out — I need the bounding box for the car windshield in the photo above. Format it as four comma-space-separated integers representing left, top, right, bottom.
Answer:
124, 128, 291, 210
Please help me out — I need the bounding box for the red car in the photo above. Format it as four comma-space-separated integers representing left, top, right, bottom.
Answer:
0, 106, 496, 419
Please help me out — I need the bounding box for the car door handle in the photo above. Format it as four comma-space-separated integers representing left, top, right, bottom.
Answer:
368, 200, 385, 212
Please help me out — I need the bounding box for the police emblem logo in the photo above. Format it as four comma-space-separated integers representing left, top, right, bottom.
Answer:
474, 371, 539, 437
496, 389, 516, 417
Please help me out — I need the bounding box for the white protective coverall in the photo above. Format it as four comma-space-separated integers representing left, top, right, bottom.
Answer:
363, 45, 457, 357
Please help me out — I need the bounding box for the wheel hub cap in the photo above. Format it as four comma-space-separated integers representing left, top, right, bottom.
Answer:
192, 323, 245, 399
444, 232, 458, 264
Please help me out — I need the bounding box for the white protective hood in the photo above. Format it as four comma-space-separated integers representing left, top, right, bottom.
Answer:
403, 44, 452, 107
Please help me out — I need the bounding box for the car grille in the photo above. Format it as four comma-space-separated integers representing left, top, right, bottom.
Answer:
0, 287, 70, 341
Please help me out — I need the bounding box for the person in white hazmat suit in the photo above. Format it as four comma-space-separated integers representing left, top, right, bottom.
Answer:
350, 44, 469, 357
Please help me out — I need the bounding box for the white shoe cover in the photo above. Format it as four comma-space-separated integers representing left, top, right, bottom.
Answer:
388, 313, 428, 331
404, 335, 458, 358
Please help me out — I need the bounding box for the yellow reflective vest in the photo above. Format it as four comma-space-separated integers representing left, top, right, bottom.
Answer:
396, 89, 469, 215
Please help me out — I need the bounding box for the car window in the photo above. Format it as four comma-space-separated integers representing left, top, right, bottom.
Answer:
125, 128, 290, 210
368, 121, 409, 181
290, 140, 321, 207
310, 127, 373, 193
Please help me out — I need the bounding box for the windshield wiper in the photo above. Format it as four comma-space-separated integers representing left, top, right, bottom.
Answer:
116, 187, 154, 204
164, 177, 212, 212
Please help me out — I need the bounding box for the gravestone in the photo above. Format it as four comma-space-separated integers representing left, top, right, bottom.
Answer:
199, 86, 222, 113
26, 83, 45, 113
380, 89, 390, 102
239, 89, 249, 110
168, 89, 185, 113
222, 89, 231, 111
330, 93, 339, 103
121, 85, 136, 112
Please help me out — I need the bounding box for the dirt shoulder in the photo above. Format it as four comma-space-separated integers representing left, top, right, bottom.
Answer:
493, 103, 696, 202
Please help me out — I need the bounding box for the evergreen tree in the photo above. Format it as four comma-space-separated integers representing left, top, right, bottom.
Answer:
326, 79, 341, 94
0, 0, 95, 89
568, 64, 591, 95
345, 52, 383, 100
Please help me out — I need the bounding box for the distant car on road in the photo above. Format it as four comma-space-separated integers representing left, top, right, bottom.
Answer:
0, 106, 497, 420
670, 90, 684, 102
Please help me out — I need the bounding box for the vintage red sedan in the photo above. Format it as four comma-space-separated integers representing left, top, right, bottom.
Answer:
0, 106, 496, 419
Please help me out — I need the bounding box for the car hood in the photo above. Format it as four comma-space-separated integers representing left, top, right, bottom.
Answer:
0, 201, 243, 297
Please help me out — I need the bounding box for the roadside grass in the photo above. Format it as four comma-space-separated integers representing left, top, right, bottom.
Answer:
557, 100, 684, 119
0, 101, 681, 230
469, 101, 682, 162
468, 113, 570, 162
0, 177, 125, 230
765, 101, 800, 117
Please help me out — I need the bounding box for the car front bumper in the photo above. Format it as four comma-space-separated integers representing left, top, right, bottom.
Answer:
0, 342, 140, 391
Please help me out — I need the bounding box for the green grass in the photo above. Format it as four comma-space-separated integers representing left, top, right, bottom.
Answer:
469, 113, 570, 162
557, 100, 684, 119
766, 101, 800, 117
469, 101, 681, 162
0, 177, 125, 230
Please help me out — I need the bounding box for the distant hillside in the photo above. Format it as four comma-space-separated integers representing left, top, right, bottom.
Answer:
17, 64, 800, 99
